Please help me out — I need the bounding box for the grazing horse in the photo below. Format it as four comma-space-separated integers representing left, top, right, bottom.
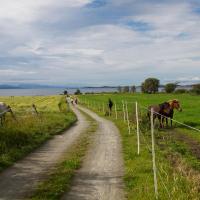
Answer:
0, 102, 15, 125
147, 102, 171, 128
162, 99, 182, 127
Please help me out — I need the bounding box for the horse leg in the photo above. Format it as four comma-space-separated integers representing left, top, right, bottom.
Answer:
159, 116, 163, 128
166, 118, 168, 127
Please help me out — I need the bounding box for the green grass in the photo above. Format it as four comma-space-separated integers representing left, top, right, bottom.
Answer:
0, 95, 76, 171
29, 110, 98, 200
79, 93, 200, 199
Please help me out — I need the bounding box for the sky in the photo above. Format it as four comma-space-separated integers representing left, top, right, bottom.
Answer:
0, 0, 200, 86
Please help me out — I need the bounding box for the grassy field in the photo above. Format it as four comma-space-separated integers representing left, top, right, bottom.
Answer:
0, 95, 76, 172
78, 93, 200, 199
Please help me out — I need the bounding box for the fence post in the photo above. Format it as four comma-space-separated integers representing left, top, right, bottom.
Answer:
151, 108, 158, 199
135, 102, 140, 155
32, 104, 38, 115
122, 100, 126, 122
114, 102, 118, 120
125, 101, 131, 134
88, 101, 90, 108
102, 103, 105, 114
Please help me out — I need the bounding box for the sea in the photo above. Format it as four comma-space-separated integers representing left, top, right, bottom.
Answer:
0, 87, 118, 96
0, 85, 192, 97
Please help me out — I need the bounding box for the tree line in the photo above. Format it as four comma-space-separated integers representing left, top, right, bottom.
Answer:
118, 77, 200, 95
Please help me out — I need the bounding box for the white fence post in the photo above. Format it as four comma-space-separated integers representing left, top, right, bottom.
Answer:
135, 102, 140, 155
125, 101, 131, 134
122, 100, 126, 122
115, 102, 118, 120
151, 108, 158, 199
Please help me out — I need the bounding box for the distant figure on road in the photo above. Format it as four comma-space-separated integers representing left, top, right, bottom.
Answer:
108, 98, 113, 116
74, 98, 78, 105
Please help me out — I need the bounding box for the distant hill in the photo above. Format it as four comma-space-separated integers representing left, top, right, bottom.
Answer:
0, 84, 65, 89
0, 85, 22, 89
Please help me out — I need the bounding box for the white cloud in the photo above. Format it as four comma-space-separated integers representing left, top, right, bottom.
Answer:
0, 0, 91, 23
0, 69, 36, 76
0, 0, 200, 85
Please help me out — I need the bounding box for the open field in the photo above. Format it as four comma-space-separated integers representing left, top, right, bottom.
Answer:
79, 93, 200, 199
0, 95, 76, 172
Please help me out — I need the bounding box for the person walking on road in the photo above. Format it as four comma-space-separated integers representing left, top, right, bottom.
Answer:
108, 98, 113, 116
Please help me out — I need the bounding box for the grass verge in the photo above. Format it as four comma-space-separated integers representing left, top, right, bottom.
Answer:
80, 102, 200, 199
0, 96, 76, 172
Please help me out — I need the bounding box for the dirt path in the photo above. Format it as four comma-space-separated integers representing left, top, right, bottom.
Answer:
0, 106, 90, 200
62, 106, 125, 200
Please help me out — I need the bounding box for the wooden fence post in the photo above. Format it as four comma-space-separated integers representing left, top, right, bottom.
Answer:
136, 101, 140, 155
122, 100, 126, 122
114, 102, 118, 120
32, 104, 38, 115
151, 108, 158, 199
102, 103, 105, 114
125, 101, 131, 134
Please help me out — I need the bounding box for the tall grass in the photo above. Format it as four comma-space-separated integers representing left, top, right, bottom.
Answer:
0, 95, 76, 171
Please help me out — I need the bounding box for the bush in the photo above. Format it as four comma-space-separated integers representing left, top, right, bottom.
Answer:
175, 89, 187, 94
190, 84, 200, 95
74, 89, 82, 95
130, 85, 136, 93
165, 83, 177, 93
123, 86, 130, 93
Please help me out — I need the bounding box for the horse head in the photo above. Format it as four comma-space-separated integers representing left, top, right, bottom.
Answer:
168, 99, 182, 112
7, 105, 16, 120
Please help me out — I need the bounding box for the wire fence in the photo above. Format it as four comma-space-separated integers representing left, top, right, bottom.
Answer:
0, 96, 69, 125
79, 97, 200, 199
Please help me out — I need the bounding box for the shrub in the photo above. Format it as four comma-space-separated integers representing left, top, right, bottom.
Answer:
165, 83, 177, 93
74, 89, 82, 95
190, 84, 200, 95
123, 86, 130, 93
175, 89, 187, 94
130, 85, 136, 93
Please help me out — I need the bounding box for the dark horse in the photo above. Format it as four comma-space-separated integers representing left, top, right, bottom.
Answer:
162, 99, 182, 127
147, 102, 171, 128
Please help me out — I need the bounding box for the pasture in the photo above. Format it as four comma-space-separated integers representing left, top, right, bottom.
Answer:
0, 95, 76, 171
79, 93, 200, 199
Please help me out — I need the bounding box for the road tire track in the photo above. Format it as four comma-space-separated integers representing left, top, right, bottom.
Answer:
0, 106, 89, 200
62, 106, 125, 200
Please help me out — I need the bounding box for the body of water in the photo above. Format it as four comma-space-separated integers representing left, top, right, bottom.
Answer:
0, 87, 118, 96
0, 85, 192, 96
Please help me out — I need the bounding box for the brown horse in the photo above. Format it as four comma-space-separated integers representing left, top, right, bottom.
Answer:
162, 99, 182, 127
147, 102, 171, 128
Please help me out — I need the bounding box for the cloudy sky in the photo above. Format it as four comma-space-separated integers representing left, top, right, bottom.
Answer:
0, 0, 200, 86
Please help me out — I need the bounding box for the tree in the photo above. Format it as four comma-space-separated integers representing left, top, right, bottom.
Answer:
63, 90, 68, 95
123, 86, 130, 93
117, 86, 122, 93
141, 78, 160, 93
130, 85, 136, 93
74, 89, 82, 95
165, 83, 177, 93
191, 84, 200, 95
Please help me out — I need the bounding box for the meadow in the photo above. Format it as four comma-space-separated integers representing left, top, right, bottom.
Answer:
79, 93, 200, 200
0, 95, 76, 172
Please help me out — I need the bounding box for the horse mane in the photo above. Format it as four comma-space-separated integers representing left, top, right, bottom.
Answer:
159, 102, 170, 110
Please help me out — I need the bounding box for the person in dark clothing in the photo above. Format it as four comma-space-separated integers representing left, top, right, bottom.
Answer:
108, 98, 113, 116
